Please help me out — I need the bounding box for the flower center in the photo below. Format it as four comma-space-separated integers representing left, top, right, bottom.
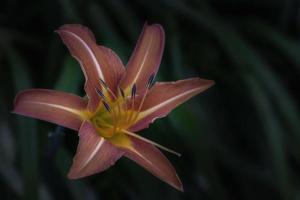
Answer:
89, 82, 138, 139
91, 104, 138, 138
90, 74, 156, 139
89, 77, 181, 157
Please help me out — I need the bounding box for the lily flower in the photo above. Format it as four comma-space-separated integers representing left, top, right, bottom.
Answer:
13, 23, 214, 191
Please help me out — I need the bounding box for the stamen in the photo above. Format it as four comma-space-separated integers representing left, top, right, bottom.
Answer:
97, 82, 121, 130
129, 74, 155, 124
127, 83, 137, 123
99, 78, 108, 89
121, 129, 181, 157
111, 109, 118, 136
99, 79, 119, 101
95, 87, 106, 100
131, 84, 137, 99
98, 80, 122, 125
118, 86, 128, 122
101, 100, 111, 113
99, 100, 118, 136
95, 82, 122, 137
147, 73, 156, 88
119, 87, 125, 99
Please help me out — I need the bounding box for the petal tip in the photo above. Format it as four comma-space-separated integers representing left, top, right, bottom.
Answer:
141, 22, 165, 45
56, 24, 84, 31
194, 78, 215, 91
203, 79, 215, 88
55, 24, 96, 42
180, 186, 184, 192
13, 89, 30, 113
67, 170, 80, 180
67, 172, 76, 180
148, 23, 165, 41
177, 184, 184, 192
169, 175, 184, 192
67, 165, 87, 180
150, 23, 164, 32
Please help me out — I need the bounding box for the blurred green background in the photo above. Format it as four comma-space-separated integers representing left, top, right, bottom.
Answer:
1, 0, 300, 199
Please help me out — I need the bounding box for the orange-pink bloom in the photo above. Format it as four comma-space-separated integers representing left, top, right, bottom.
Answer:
13, 23, 214, 191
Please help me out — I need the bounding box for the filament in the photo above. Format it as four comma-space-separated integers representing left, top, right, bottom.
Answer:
126, 84, 136, 123
130, 74, 155, 124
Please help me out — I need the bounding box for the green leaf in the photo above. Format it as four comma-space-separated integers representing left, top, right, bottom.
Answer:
244, 75, 294, 199
54, 56, 83, 93
247, 20, 300, 74
8, 45, 39, 200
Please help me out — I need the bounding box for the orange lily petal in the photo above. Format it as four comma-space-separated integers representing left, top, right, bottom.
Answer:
13, 89, 87, 131
68, 121, 124, 179
130, 78, 214, 132
120, 23, 164, 95
56, 24, 125, 111
123, 136, 183, 191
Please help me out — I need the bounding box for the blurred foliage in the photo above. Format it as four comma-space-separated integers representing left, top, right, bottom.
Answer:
1, 0, 300, 199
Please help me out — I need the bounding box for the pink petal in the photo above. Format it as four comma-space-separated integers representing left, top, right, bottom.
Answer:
13, 89, 88, 131
120, 23, 164, 95
130, 78, 214, 132
68, 121, 124, 179
123, 136, 183, 191
56, 24, 125, 111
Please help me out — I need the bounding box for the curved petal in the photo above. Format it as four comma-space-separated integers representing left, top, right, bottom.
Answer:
130, 78, 214, 132
13, 89, 88, 131
56, 24, 125, 111
112, 134, 183, 191
68, 121, 124, 179
120, 23, 164, 96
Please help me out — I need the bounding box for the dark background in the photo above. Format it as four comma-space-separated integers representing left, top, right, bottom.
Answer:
1, 0, 300, 199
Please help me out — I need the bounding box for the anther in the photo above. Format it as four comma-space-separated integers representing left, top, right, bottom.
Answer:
147, 73, 156, 88
101, 100, 111, 113
129, 75, 154, 125
99, 79, 108, 88
119, 87, 125, 99
95, 88, 106, 99
131, 84, 137, 99
99, 79, 119, 101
